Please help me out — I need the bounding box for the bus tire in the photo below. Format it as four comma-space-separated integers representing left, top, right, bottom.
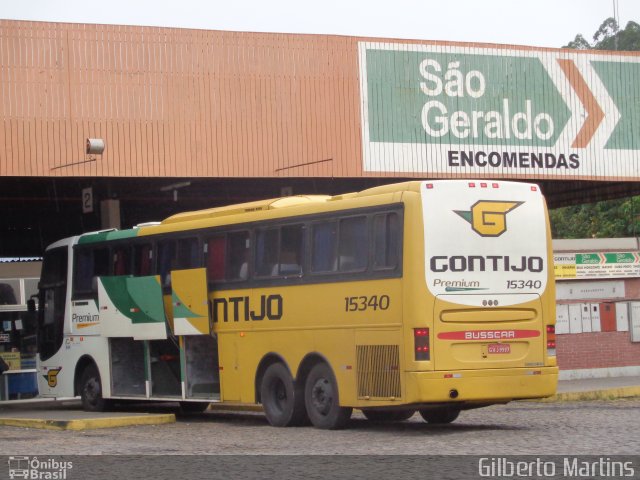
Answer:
79, 364, 109, 412
419, 407, 460, 424
260, 363, 307, 427
362, 409, 415, 422
304, 363, 352, 430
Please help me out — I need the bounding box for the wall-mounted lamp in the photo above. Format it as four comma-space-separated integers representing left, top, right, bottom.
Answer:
86, 138, 106, 155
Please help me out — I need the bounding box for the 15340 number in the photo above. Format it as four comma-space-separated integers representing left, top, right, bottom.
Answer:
344, 295, 390, 312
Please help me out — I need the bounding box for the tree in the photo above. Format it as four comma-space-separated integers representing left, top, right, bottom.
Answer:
552, 19, 640, 239
550, 197, 640, 239
563, 17, 640, 50
564, 33, 591, 50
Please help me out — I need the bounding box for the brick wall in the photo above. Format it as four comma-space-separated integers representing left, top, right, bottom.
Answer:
556, 332, 640, 370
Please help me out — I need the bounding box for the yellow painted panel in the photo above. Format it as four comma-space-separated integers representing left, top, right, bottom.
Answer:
171, 268, 210, 335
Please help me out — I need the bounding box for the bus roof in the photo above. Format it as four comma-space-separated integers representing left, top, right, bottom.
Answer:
161, 195, 332, 225
74, 180, 537, 246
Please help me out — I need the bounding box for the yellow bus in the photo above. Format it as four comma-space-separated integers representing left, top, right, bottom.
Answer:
34, 180, 558, 429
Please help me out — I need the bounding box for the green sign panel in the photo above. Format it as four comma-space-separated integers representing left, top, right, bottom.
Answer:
366, 50, 571, 147
359, 42, 640, 179
576, 252, 638, 265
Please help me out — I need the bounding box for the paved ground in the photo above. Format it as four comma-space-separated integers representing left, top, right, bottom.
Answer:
1, 399, 639, 456
2, 381, 639, 480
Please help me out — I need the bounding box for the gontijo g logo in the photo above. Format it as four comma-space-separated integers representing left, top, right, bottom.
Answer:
455, 201, 522, 237
43, 367, 62, 388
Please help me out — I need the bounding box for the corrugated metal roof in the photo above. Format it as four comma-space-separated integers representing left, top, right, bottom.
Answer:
0, 21, 363, 178
1, 20, 639, 182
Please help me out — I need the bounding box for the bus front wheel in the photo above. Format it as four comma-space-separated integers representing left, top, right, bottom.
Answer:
260, 363, 307, 427
79, 364, 108, 412
304, 363, 352, 430
419, 407, 460, 424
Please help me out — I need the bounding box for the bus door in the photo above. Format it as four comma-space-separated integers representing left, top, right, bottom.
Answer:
421, 181, 550, 372
170, 267, 219, 399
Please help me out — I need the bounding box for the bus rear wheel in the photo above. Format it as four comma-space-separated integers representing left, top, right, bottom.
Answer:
304, 363, 352, 430
260, 362, 307, 427
419, 407, 460, 424
362, 409, 415, 422
79, 364, 109, 412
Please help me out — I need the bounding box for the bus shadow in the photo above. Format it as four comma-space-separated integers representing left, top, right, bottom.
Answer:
105, 403, 526, 433
173, 410, 525, 433
347, 417, 525, 435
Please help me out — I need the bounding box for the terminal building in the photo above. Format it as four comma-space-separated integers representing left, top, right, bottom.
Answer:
0, 19, 639, 397
553, 238, 640, 379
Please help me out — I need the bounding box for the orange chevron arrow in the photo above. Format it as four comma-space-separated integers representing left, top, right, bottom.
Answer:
557, 59, 605, 148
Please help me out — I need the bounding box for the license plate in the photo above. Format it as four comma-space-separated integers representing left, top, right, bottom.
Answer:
488, 343, 510, 354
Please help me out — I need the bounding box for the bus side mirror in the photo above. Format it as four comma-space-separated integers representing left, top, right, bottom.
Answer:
27, 298, 36, 313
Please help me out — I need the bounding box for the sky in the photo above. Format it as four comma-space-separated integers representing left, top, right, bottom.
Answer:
1, 0, 639, 49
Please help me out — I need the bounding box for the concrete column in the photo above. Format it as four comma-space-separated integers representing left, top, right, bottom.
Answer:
100, 199, 121, 230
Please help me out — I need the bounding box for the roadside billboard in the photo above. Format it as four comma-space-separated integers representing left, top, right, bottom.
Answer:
359, 42, 640, 180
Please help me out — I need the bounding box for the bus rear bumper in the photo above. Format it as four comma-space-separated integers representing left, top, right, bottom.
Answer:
404, 366, 559, 405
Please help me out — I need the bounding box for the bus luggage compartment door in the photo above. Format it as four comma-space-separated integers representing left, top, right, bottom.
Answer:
170, 268, 210, 336
433, 294, 545, 371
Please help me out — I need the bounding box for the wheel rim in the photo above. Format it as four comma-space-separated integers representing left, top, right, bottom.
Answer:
310, 377, 333, 415
270, 378, 287, 413
84, 378, 100, 405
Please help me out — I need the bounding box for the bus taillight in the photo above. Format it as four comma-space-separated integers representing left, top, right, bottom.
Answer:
414, 328, 430, 361
546, 325, 556, 356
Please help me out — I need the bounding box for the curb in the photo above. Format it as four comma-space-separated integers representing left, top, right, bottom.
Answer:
537, 386, 640, 403
0, 413, 176, 431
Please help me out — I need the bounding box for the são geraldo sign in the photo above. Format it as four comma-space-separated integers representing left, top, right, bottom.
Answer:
358, 42, 640, 179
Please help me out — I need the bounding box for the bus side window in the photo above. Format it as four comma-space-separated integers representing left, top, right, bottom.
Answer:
311, 221, 337, 273
113, 246, 131, 276
92, 248, 110, 294
278, 225, 303, 276
206, 235, 226, 282
338, 216, 367, 272
373, 212, 400, 270
158, 238, 199, 288
73, 248, 94, 297
228, 231, 250, 281
255, 228, 279, 277
93, 248, 110, 278
133, 244, 152, 276
176, 238, 200, 270
72, 246, 108, 299
157, 241, 176, 287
